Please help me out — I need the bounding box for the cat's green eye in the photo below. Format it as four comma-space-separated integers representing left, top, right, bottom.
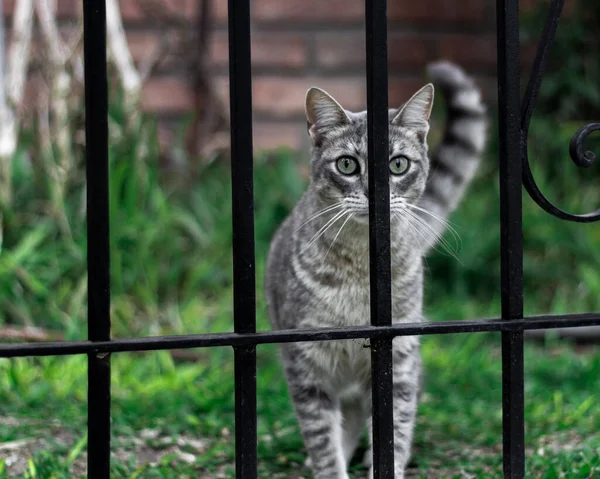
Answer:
389, 155, 410, 175
336, 157, 359, 175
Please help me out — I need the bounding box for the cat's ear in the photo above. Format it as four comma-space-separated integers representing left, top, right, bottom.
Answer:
391, 83, 434, 141
305, 87, 350, 140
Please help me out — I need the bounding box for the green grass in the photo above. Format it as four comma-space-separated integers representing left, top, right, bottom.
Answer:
2, 141, 600, 477
1, 336, 599, 477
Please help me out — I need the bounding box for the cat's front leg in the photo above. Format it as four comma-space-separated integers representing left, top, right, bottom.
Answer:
281, 344, 348, 479
365, 341, 421, 479
290, 382, 348, 479
391, 342, 421, 478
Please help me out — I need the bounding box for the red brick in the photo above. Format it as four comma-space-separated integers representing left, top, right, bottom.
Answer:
388, 0, 432, 22
521, 0, 576, 13
119, 0, 148, 22
252, 0, 363, 23
253, 122, 304, 150
157, 120, 303, 151
252, 77, 366, 117
471, 75, 496, 104
214, 0, 227, 22
142, 77, 194, 112
520, 41, 538, 70
3, 0, 14, 15
438, 34, 497, 70
215, 76, 364, 117
118, 0, 142, 22
56, 0, 78, 18
119, 0, 195, 23
389, 0, 484, 23
126, 30, 185, 70
216, 76, 431, 119
315, 32, 429, 70
314, 34, 364, 69
127, 31, 161, 65
210, 32, 308, 69
389, 78, 427, 107
389, 34, 431, 69
21, 77, 41, 112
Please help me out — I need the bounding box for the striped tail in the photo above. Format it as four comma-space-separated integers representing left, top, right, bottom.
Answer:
418, 61, 488, 244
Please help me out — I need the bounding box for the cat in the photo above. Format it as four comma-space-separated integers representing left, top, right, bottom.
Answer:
264, 61, 487, 479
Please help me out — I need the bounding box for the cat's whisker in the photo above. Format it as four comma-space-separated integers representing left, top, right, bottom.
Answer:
294, 202, 345, 233
393, 211, 432, 251
323, 212, 354, 262
405, 218, 453, 260
403, 209, 462, 263
412, 213, 460, 258
400, 209, 444, 249
298, 209, 348, 256
403, 202, 462, 249
404, 210, 452, 252
402, 201, 460, 234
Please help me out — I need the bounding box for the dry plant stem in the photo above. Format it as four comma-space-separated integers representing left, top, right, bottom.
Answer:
36, 0, 74, 186
106, 0, 167, 164
106, 0, 142, 127
139, 34, 173, 83
71, 0, 84, 83
0, 0, 7, 118
0, 0, 34, 207
0, 326, 64, 342
37, 87, 71, 236
185, 0, 230, 161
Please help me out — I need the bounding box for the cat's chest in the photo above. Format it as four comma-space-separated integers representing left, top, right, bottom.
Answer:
321, 280, 371, 325
291, 242, 421, 327
306, 275, 413, 327
304, 338, 372, 387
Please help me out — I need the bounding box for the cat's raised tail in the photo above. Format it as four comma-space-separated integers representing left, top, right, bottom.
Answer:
418, 61, 488, 242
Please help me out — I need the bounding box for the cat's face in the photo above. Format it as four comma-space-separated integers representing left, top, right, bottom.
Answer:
305, 85, 433, 223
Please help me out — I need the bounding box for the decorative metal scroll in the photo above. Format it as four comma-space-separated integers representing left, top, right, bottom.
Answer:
520, 0, 600, 222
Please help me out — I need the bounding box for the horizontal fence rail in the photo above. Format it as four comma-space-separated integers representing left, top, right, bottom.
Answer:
2, 0, 600, 476
3, 314, 600, 359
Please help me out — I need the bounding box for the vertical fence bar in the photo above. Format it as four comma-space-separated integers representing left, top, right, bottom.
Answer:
83, 0, 111, 476
227, 0, 257, 476
497, 0, 525, 477
366, 0, 394, 476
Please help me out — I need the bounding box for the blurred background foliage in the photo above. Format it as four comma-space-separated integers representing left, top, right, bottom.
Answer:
2, 0, 600, 336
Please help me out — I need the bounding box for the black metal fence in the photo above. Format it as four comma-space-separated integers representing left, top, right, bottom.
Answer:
1, 0, 600, 477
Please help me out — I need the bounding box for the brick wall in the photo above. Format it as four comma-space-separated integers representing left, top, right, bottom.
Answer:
198, 0, 497, 149
5, 0, 562, 150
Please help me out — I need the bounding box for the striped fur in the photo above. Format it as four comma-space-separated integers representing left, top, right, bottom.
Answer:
418, 61, 487, 243
264, 62, 486, 478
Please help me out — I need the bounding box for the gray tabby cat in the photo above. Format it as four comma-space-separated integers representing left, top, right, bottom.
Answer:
264, 61, 487, 479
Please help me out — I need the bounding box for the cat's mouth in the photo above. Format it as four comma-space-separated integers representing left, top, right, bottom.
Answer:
348, 210, 404, 225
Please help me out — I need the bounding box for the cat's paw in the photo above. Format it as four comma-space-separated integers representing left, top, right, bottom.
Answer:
304, 456, 312, 468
